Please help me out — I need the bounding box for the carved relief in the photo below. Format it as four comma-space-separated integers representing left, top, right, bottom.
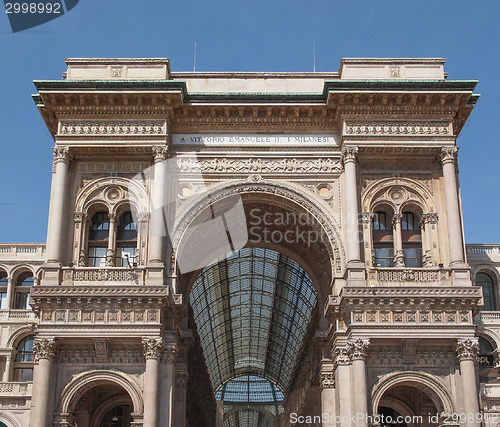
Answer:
345, 121, 451, 136
319, 372, 336, 389
176, 370, 189, 388
59, 120, 166, 136
33, 338, 58, 361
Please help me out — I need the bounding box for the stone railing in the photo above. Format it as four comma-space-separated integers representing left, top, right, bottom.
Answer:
367, 267, 449, 286
0, 382, 32, 396
0, 243, 46, 260
62, 267, 145, 285
475, 311, 500, 325
0, 310, 36, 321
467, 244, 500, 262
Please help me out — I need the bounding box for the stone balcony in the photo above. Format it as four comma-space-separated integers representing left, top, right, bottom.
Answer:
0, 309, 36, 322
367, 267, 450, 287
61, 266, 146, 286
467, 244, 500, 263
0, 243, 45, 261
0, 382, 32, 397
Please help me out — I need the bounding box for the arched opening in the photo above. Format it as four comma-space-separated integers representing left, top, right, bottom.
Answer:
476, 272, 497, 311
13, 271, 33, 309
13, 334, 34, 381
372, 207, 394, 267
478, 336, 499, 383
115, 211, 137, 267
88, 212, 110, 267
0, 269, 8, 309
189, 247, 318, 427
97, 404, 133, 427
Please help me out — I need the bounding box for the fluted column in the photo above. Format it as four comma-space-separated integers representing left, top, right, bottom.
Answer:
106, 213, 117, 267
30, 338, 57, 427
142, 338, 162, 427
46, 147, 71, 263
342, 146, 361, 263
320, 366, 336, 426
456, 338, 480, 427
441, 147, 465, 264
392, 214, 404, 267
149, 146, 168, 264
347, 338, 370, 427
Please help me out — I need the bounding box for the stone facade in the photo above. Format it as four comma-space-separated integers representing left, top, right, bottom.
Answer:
0, 57, 497, 427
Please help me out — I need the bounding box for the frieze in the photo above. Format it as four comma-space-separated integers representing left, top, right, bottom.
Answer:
349, 309, 472, 325
58, 344, 144, 364
176, 157, 342, 174
39, 308, 162, 324
344, 121, 451, 136
58, 120, 167, 136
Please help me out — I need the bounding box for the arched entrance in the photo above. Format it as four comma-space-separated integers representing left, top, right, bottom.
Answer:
372, 372, 454, 427
59, 371, 143, 427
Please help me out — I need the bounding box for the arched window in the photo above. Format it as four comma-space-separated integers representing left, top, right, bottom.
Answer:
14, 335, 34, 381
0, 271, 8, 309
88, 212, 109, 267
115, 211, 137, 267
401, 211, 422, 268
372, 211, 394, 267
14, 272, 33, 310
476, 273, 496, 311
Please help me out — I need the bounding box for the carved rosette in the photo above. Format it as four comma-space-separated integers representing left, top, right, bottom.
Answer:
163, 343, 179, 363
456, 338, 479, 362
341, 146, 358, 165
152, 145, 168, 163
176, 370, 189, 388
346, 338, 370, 361
142, 338, 164, 360
33, 338, 57, 362
52, 146, 72, 172
440, 146, 458, 166
319, 372, 335, 390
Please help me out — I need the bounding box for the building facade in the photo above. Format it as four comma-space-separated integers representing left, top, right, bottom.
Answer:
0, 57, 498, 427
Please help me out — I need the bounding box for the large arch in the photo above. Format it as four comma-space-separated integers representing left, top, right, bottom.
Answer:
0, 412, 22, 427
59, 370, 143, 416
170, 178, 346, 303
371, 371, 455, 417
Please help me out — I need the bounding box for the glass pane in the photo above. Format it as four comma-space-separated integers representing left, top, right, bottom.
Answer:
14, 368, 33, 382
14, 292, 29, 309
403, 248, 422, 268
0, 293, 7, 309
90, 212, 109, 230
374, 247, 394, 267
17, 272, 33, 287
0, 271, 7, 285
372, 212, 387, 230
88, 247, 107, 267
16, 336, 34, 361
115, 247, 137, 267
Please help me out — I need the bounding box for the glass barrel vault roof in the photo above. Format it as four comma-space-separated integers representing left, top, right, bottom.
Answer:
189, 247, 317, 397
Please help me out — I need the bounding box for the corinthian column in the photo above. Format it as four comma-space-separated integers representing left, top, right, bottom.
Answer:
320, 366, 336, 426
46, 147, 72, 263
142, 338, 162, 427
159, 342, 178, 426
441, 147, 465, 265
456, 338, 481, 427
342, 147, 361, 264
333, 347, 352, 427
149, 146, 168, 264
392, 214, 404, 267
347, 338, 370, 427
30, 338, 57, 427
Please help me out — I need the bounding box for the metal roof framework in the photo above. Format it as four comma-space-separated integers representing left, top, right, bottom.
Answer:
190, 247, 317, 404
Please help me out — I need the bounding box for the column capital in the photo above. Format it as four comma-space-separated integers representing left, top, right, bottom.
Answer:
137, 212, 151, 223
33, 337, 57, 362
347, 338, 370, 361
142, 337, 163, 360
152, 145, 169, 163
176, 370, 189, 388
440, 146, 459, 166
163, 342, 179, 363
360, 212, 374, 224
53, 146, 72, 168
456, 337, 479, 362
73, 212, 86, 223
332, 347, 350, 368
392, 213, 403, 228
319, 371, 336, 390
341, 146, 359, 165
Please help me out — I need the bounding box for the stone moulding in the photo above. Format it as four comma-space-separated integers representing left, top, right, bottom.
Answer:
57, 119, 167, 138
344, 120, 452, 136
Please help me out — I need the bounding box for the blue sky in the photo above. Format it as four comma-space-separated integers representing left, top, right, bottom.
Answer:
0, 0, 498, 243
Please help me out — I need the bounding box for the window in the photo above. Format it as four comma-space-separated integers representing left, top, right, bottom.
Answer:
88, 212, 109, 267
477, 273, 496, 311
115, 211, 137, 267
14, 335, 34, 381
372, 211, 394, 267
401, 212, 422, 268
14, 272, 33, 310
0, 271, 8, 309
